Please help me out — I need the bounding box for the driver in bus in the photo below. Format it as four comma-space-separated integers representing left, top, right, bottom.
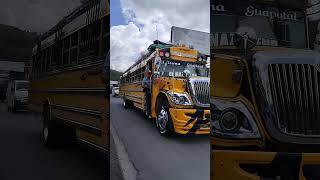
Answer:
142, 70, 152, 118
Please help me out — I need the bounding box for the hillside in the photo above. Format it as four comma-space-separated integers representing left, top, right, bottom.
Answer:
0, 24, 38, 62
110, 69, 122, 81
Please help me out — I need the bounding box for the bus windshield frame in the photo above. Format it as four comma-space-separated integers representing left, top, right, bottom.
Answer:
157, 59, 209, 78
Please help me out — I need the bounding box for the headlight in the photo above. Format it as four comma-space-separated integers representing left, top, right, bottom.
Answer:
167, 92, 192, 106
211, 99, 260, 139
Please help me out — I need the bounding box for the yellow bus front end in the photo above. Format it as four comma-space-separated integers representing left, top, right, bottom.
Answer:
120, 42, 210, 135
211, 0, 320, 179
211, 49, 320, 180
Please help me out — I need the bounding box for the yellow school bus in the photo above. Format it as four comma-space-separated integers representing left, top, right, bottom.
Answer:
29, 0, 109, 152
211, 0, 320, 179
119, 40, 210, 135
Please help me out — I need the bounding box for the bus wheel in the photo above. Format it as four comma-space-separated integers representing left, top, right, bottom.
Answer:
11, 102, 16, 113
41, 106, 61, 147
42, 109, 75, 147
123, 97, 132, 109
156, 100, 174, 136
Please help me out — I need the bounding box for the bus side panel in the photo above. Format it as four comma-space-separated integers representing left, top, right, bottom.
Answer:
30, 65, 108, 150
120, 82, 145, 110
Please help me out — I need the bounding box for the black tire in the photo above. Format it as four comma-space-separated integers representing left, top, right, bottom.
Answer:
156, 99, 175, 136
41, 106, 75, 147
123, 96, 133, 109
12, 103, 16, 113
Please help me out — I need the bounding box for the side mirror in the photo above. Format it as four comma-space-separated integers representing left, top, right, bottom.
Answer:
234, 26, 257, 54
155, 56, 161, 70
154, 71, 160, 78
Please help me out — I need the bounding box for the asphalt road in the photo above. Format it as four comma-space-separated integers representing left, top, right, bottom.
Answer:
111, 96, 210, 180
0, 103, 108, 180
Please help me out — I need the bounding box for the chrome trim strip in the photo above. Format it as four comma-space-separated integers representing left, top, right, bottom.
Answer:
55, 115, 102, 136
302, 65, 308, 131
282, 64, 291, 132
51, 104, 101, 117
41, 59, 105, 76
288, 64, 298, 132
276, 64, 287, 129
307, 65, 314, 131
31, 87, 105, 94
315, 68, 320, 134
189, 77, 210, 108
253, 50, 320, 144
269, 64, 281, 128
295, 64, 304, 132
77, 138, 107, 153
125, 94, 144, 99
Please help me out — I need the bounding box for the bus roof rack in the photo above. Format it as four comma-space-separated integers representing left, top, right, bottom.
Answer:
39, 0, 100, 41
147, 40, 172, 53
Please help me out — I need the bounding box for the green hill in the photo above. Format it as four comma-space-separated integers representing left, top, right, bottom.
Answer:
110, 69, 122, 81
0, 24, 38, 61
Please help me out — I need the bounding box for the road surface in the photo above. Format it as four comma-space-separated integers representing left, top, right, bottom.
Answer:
110, 96, 210, 180
0, 103, 108, 180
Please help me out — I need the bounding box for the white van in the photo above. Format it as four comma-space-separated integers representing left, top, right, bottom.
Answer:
6, 80, 29, 112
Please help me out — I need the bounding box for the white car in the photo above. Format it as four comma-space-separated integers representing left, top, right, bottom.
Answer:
6, 80, 29, 112
112, 87, 119, 97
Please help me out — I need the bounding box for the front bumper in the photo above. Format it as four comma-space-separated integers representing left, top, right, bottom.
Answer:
169, 108, 210, 134
212, 150, 320, 180
14, 100, 29, 109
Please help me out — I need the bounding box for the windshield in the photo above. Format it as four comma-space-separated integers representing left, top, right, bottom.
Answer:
15, 82, 29, 91
212, 15, 306, 49
158, 60, 209, 77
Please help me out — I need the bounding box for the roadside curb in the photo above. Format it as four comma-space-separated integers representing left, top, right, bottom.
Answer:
111, 121, 137, 180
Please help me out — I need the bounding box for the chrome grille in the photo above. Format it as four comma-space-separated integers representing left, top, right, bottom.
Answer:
189, 78, 210, 107
269, 64, 320, 136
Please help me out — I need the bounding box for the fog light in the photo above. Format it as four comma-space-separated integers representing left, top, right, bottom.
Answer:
220, 111, 239, 132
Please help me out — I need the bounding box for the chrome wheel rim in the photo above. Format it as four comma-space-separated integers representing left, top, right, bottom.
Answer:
42, 111, 48, 143
157, 107, 168, 133
43, 126, 49, 142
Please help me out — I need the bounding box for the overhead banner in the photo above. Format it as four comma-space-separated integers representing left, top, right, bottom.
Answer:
212, 0, 305, 20
171, 26, 210, 55
211, 0, 306, 49
212, 0, 305, 16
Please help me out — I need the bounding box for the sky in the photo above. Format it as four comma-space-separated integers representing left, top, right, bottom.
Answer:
110, 0, 210, 72
0, 0, 81, 32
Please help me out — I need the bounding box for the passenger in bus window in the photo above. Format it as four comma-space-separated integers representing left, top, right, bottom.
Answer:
142, 70, 152, 118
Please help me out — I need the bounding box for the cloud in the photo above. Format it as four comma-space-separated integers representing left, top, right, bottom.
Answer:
0, 0, 81, 32
111, 0, 209, 72
110, 22, 153, 72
